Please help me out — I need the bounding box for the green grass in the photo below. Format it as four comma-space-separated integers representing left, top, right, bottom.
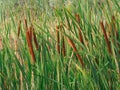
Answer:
0, 0, 120, 90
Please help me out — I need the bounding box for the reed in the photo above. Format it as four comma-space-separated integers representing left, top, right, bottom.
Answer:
32, 26, 39, 50
24, 18, 28, 31
1, 0, 120, 89
75, 13, 80, 23
17, 20, 21, 37
28, 26, 33, 42
62, 36, 66, 56
67, 37, 84, 68
26, 27, 36, 63
100, 21, 112, 54
75, 14, 84, 45
78, 27, 84, 45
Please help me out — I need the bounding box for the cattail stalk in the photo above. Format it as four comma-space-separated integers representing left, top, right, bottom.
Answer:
26, 28, 36, 63
100, 21, 112, 54
67, 37, 84, 68
75, 14, 84, 45
62, 37, 66, 56
18, 20, 21, 37
24, 18, 28, 31
28, 26, 33, 42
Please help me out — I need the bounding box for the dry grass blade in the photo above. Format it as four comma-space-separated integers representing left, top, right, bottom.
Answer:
100, 21, 112, 54
67, 37, 84, 68
26, 28, 36, 63
18, 20, 21, 37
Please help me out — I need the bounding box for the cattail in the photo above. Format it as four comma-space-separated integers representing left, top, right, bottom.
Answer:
62, 37, 66, 56
75, 16, 84, 45
75, 13, 80, 23
24, 18, 28, 31
29, 26, 33, 43
100, 21, 112, 54
76, 24, 84, 48
26, 28, 36, 63
78, 28, 84, 45
18, 20, 21, 37
67, 37, 84, 68
30, 25, 39, 50
56, 26, 60, 54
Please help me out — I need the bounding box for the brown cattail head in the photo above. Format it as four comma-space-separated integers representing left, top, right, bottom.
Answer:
67, 38, 77, 52
62, 37, 66, 56
29, 26, 33, 43
26, 29, 36, 63
67, 37, 84, 68
78, 28, 84, 45
75, 14, 80, 23
100, 21, 112, 54
24, 18, 28, 31
18, 20, 21, 37
75, 20, 84, 45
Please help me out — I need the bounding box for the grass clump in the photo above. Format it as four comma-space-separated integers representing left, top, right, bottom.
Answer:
0, 0, 120, 90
